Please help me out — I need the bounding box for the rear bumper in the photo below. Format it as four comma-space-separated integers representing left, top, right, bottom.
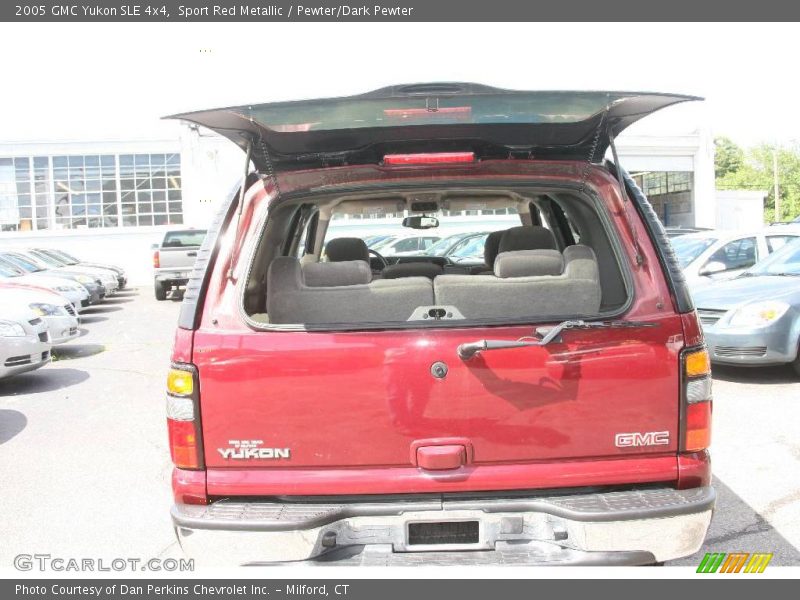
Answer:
172, 486, 714, 566
153, 267, 192, 286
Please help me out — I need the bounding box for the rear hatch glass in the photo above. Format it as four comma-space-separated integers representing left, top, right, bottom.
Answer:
168, 83, 699, 171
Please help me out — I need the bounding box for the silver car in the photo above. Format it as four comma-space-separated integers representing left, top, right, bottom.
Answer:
693, 237, 800, 375
0, 286, 79, 345
0, 304, 52, 379
670, 228, 800, 293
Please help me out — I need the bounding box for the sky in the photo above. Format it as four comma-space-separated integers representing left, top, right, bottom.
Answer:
1, 22, 798, 148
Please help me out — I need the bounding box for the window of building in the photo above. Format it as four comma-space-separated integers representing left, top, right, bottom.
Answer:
0, 152, 183, 231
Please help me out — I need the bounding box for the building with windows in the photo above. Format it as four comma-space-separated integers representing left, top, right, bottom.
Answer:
0, 152, 183, 232
0, 125, 727, 284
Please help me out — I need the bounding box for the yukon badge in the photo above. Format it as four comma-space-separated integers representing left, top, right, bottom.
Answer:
218, 439, 291, 460
615, 431, 670, 448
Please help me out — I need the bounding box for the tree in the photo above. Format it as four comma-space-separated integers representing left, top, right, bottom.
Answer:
714, 137, 744, 179
716, 142, 800, 222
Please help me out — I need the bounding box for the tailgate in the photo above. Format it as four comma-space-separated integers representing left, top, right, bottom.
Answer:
193, 314, 683, 473
158, 247, 199, 269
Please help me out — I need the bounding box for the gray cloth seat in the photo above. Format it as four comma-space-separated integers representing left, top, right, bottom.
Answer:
498, 225, 558, 253
469, 229, 506, 274
381, 261, 443, 280
433, 245, 602, 320
268, 257, 434, 324
325, 237, 370, 263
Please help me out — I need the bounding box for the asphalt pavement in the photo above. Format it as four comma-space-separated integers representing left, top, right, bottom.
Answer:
0, 291, 798, 568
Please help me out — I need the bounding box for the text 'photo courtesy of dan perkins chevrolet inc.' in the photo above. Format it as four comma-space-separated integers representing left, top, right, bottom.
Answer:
1, 0, 800, 596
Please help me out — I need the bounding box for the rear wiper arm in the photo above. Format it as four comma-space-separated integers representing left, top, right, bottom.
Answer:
457, 319, 659, 360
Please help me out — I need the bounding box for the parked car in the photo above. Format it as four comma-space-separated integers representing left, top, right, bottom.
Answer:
28, 248, 127, 290
362, 234, 397, 248
446, 232, 492, 264
0, 258, 90, 310
665, 226, 712, 238
371, 234, 441, 256
0, 252, 106, 306
670, 228, 800, 292
165, 84, 713, 566
395, 231, 490, 258
693, 237, 800, 375
10, 249, 119, 295
153, 229, 207, 300
0, 285, 79, 344
0, 303, 51, 380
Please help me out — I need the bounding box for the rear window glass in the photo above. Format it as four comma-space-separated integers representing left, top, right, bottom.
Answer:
162, 230, 206, 248
244, 190, 628, 330
235, 92, 625, 133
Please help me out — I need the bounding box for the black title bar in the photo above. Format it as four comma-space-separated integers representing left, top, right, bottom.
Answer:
4, 0, 800, 21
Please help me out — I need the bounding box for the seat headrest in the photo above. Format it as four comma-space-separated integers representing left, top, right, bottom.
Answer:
381, 262, 443, 280
325, 237, 369, 263
302, 260, 372, 287
494, 249, 565, 278
483, 230, 505, 267
498, 226, 557, 253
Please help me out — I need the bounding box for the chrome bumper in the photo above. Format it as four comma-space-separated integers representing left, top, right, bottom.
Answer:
172, 486, 714, 566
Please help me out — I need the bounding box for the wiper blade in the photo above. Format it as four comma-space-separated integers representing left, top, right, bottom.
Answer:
457, 319, 659, 360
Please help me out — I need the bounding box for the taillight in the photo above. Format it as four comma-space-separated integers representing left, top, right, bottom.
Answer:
153, 250, 160, 268
166, 364, 203, 470
681, 347, 712, 452
383, 152, 475, 166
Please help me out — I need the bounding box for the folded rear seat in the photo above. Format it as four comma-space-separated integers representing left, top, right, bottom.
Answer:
267, 257, 434, 324
433, 245, 602, 320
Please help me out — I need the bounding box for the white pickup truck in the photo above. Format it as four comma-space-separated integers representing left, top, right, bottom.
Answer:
152, 229, 207, 300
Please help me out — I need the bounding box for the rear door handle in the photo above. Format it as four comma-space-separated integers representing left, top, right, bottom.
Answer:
187, 252, 197, 257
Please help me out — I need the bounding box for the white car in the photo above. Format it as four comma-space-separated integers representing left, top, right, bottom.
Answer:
371, 234, 442, 256
0, 303, 52, 379
0, 286, 79, 344
670, 228, 800, 292
5, 249, 119, 295
0, 259, 90, 311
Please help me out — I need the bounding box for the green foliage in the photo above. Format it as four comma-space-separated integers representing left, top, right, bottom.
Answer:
716, 138, 800, 222
714, 137, 744, 179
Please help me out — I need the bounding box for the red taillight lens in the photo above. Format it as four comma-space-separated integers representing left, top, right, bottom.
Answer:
166, 365, 203, 470
684, 401, 712, 452
153, 250, 160, 268
681, 347, 713, 452
383, 152, 475, 166
168, 418, 200, 469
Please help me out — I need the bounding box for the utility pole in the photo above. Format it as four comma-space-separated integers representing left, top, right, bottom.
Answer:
773, 145, 781, 223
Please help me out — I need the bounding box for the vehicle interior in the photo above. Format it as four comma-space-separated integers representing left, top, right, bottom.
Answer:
242, 187, 630, 329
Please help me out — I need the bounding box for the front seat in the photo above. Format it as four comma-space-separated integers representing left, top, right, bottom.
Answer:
497, 225, 558, 253
325, 237, 370, 263
470, 229, 506, 274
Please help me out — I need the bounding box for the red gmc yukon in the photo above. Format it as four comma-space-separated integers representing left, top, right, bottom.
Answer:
165, 84, 714, 566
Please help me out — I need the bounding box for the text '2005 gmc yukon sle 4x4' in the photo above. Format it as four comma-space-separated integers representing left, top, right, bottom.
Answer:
164, 84, 714, 566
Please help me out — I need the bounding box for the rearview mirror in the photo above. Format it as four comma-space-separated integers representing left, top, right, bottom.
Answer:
402, 215, 439, 230
699, 261, 726, 276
